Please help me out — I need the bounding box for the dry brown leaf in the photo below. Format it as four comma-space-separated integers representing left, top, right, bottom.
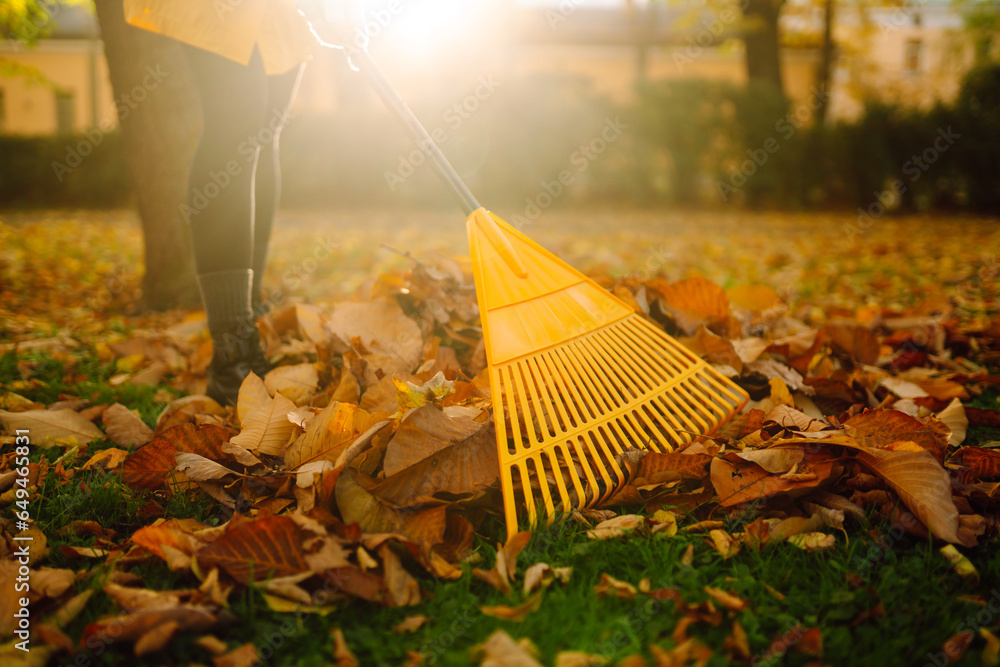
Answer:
704, 586, 746, 611
587, 515, 643, 540
327, 299, 423, 372
652, 277, 729, 334
123, 424, 231, 490
264, 363, 319, 405
229, 392, 297, 456
102, 403, 154, 448
480, 592, 543, 621
472, 629, 543, 667
81, 447, 129, 470
375, 418, 498, 506
593, 573, 637, 599
824, 323, 880, 365
708, 529, 740, 559
393, 615, 429, 634
213, 643, 259, 667
383, 405, 482, 476
0, 408, 103, 445
237, 372, 272, 425
285, 402, 378, 469
843, 409, 949, 461
197, 515, 314, 583
174, 452, 238, 482
554, 652, 609, 667
936, 398, 968, 447
332, 364, 361, 404
332, 628, 359, 667
788, 532, 836, 552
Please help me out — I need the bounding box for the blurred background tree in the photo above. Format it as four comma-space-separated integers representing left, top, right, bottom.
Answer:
2, 0, 199, 310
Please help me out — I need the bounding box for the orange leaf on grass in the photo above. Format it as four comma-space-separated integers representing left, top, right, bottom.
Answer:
123, 424, 231, 490
196, 515, 313, 583
480, 592, 543, 621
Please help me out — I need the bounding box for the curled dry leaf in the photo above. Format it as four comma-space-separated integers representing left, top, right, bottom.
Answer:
593, 573, 637, 599
175, 452, 239, 482
102, 403, 155, 448
586, 514, 643, 540
703, 586, 746, 612
480, 591, 543, 621
522, 563, 572, 595
788, 532, 836, 552
229, 392, 297, 456
393, 615, 429, 634
940, 545, 980, 587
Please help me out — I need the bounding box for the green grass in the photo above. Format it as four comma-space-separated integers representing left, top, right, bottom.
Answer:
5, 349, 1000, 666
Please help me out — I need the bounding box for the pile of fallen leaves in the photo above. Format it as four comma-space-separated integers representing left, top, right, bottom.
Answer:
2, 245, 1000, 663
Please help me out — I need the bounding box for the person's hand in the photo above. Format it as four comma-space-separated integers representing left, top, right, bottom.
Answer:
296, 0, 368, 53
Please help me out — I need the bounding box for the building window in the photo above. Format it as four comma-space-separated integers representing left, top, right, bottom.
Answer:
904, 39, 922, 72
55, 90, 75, 134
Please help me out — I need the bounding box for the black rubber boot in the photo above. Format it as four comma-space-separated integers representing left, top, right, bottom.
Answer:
198, 269, 271, 405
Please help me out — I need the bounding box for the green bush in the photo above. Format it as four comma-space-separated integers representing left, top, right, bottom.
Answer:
0, 131, 132, 207
953, 63, 1000, 214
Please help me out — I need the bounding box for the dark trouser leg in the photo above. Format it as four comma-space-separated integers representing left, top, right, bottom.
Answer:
184, 45, 271, 402
252, 62, 306, 314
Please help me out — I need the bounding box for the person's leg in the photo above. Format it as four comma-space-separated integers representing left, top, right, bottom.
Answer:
251, 62, 307, 314
184, 44, 269, 403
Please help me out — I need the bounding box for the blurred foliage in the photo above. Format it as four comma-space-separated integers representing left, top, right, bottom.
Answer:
0, 132, 131, 207
0, 0, 89, 44
2, 65, 1000, 216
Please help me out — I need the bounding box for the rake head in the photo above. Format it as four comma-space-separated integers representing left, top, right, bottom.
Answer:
467, 209, 749, 537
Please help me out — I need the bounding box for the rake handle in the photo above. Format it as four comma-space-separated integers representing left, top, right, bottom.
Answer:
353, 50, 481, 217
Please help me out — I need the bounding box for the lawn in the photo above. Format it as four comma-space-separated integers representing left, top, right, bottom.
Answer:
1, 209, 999, 667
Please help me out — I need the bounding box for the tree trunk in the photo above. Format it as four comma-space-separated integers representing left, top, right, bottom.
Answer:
93, 0, 200, 311
742, 0, 785, 95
